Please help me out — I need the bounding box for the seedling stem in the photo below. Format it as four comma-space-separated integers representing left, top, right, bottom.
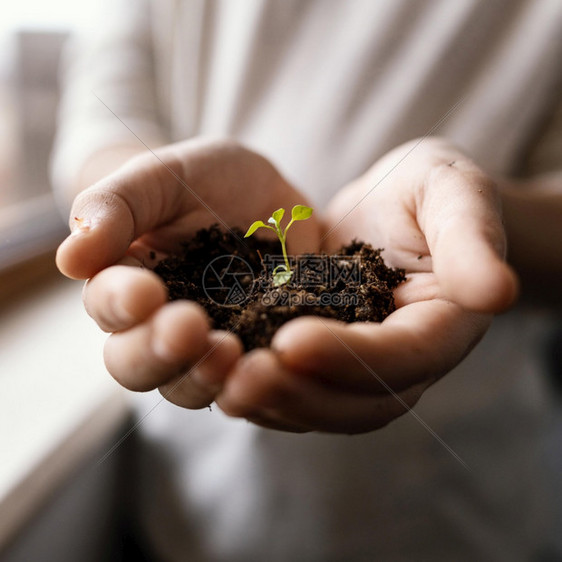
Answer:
244, 205, 313, 286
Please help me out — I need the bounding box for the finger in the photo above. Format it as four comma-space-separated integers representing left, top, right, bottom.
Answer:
56, 148, 188, 280
217, 349, 425, 434
243, 413, 310, 433
392, 272, 441, 308
419, 161, 519, 312
271, 303, 489, 393
256, 382, 427, 434
103, 301, 209, 392
158, 331, 243, 409
83, 263, 168, 333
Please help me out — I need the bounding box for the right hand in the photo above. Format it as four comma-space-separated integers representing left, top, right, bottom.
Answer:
56, 137, 321, 409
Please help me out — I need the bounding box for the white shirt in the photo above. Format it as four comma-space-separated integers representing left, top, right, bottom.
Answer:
52, 1, 562, 560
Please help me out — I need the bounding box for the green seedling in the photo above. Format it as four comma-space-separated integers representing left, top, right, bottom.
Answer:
244, 205, 313, 286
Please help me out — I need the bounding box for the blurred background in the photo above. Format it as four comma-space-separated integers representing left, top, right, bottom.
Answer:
0, 0, 100, 268
0, 3, 134, 561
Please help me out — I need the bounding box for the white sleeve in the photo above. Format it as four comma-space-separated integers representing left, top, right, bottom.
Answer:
50, 0, 167, 197
522, 94, 562, 176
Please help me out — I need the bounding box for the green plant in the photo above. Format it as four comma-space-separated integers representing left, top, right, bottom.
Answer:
244, 204, 313, 286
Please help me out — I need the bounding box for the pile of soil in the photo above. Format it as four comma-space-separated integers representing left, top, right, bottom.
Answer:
154, 225, 405, 351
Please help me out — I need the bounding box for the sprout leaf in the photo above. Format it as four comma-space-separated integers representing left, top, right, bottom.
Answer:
273, 268, 293, 286
244, 204, 313, 287
291, 205, 313, 222
271, 208, 285, 225
244, 220, 270, 238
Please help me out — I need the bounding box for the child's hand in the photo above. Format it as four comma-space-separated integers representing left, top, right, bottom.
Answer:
56, 138, 320, 409
214, 138, 519, 434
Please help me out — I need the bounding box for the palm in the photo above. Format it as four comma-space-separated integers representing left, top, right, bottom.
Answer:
321, 171, 439, 312
243, 139, 519, 433
60, 138, 321, 280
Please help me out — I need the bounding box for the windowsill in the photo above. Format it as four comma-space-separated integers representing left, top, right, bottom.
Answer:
0, 270, 129, 548
0, 193, 68, 272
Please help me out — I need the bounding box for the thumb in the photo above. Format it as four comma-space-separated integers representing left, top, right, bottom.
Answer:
422, 163, 519, 313
56, 151, 184, 280
433, 217, 519, 312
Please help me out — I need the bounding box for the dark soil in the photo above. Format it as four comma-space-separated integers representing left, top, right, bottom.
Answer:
154, 225, 405, 351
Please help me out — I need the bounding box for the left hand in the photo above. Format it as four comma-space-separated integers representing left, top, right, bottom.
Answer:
215, 137, 519, 433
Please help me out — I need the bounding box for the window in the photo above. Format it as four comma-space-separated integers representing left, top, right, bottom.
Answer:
0, 1, 97, 270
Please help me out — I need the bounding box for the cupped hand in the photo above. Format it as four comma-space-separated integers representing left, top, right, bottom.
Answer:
56, 137, 321, 409
215, 137, 519, 433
